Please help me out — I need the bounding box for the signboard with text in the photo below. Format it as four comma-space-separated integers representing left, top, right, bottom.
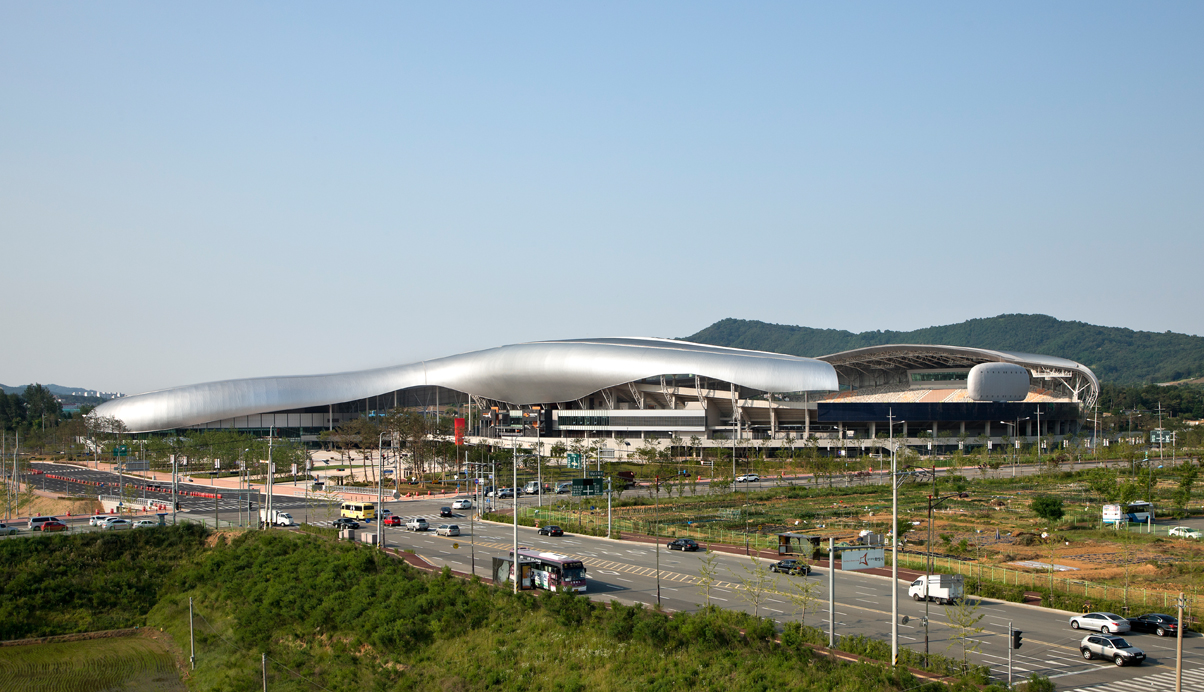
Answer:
840, 548, 885, 571
567, 453, 583, 469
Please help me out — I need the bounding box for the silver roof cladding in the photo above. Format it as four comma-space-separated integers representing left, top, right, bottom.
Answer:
92, 337, 840, 432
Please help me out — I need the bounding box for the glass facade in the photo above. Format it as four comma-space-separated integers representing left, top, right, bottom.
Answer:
910, 370, 970, 383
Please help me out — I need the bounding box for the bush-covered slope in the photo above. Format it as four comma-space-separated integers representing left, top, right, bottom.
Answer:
686, 314, 1204, 384
0, 524, 210, 640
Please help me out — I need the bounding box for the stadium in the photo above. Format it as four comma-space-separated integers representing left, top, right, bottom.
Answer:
92, 337, 1099, 457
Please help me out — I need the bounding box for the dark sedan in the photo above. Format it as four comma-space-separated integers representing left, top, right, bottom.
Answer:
537, 525, 564, 536
332, 518, 360, 530
667, 538, 700, 552
770, 559, 811, 576
439, 507, 454, 518
1127, 613, 1179, 637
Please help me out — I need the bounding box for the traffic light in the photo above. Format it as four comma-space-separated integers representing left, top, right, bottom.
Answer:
1011, 630, 1023, 649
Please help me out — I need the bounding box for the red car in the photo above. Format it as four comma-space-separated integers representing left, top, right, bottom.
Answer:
383, 515, 402, 526
40, 520, 68, 532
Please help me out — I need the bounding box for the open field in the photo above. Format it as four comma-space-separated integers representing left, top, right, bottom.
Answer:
0, 635, 184, 692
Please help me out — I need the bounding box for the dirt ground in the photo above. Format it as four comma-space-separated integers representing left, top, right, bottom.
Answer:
13, 490, 102, 519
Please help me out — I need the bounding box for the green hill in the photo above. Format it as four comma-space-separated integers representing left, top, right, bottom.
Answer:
684, 314, 1204, 384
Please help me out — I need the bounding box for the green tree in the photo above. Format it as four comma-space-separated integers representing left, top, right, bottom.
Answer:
943, 597, 986, 671
1030, 496, 1065, 523
697, 549, 720, 607
732, 556, 777, 618
1173, 466, 1198, 518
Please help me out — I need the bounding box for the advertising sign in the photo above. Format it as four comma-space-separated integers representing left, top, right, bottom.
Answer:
454, 418, 466, 445
840, 548, 885, 571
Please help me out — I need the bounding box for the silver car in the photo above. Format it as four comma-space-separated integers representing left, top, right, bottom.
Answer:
1079, 634, 1145, 667
103, 518, 132, 531
0, 522, 17, 536
1069, 612, 1130, 634
435, 524, 460, 537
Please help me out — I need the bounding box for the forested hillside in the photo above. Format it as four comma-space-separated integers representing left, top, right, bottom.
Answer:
686, 314, 1204, 384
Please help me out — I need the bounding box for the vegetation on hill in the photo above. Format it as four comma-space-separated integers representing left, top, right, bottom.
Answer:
0, 524, 210, 640
686, 314, 1204, 384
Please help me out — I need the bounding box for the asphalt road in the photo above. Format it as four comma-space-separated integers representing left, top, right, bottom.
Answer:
13, 460, 1203, 689
365, 494, 1204, 691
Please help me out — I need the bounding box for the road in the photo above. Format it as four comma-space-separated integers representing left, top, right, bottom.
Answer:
13, 461, 1204, 690
359, 494, 1204, 691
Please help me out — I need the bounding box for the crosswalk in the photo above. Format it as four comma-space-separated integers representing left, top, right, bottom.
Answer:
1063, 666, 1204, 691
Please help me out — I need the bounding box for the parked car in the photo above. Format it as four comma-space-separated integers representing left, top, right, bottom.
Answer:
735, 474, 760, 483
1127, 613, 1179, 637
0, 522, 17, 536
1168, 526, 1201, 539
439, 506, 454, 518
538, 525, 564, 537
40, 520, 69, 532
88, 515, 112, 527
332, 517, 360, 530
667, 538, 700, 551
435, 524, 460, 537
770, 559, 810, 575
1070, 612, 1131, 634
103, 518, 131, 531
406, 517, 429, 531
133, 519, 158, 528
1079, 634, 1145, 666
383, 515, 402, 526
28, 516, 59, 531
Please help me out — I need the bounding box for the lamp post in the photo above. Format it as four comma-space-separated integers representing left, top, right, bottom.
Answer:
999, 420, 1027, 478
378, 431, 387, 550
889, 410, 903, 668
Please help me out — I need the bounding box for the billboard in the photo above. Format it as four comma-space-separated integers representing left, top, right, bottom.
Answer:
840, 548, 885, 571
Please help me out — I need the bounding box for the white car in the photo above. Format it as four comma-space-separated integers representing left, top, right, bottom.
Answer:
103, 518, 132, 531
435, 524, 461, 537
0, 522, 17, 536
89, 515, 112, 527
1070, 612, 1131, 634
735, 474, 760, 483
1168, 526, 1201, 539
406, 518, 429, 532
133, 519, 159, 528
451, 499, 473, 510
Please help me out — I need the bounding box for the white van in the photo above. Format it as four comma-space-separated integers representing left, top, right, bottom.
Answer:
28, 516, 59, 531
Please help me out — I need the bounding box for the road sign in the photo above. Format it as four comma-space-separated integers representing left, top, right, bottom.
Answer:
567, 453, 583, 469
1151, 429, 1176, 443
839, 548, 885, 571
113, 445, 129, 457
586, 470, 603, 478
571, 478, 602, 497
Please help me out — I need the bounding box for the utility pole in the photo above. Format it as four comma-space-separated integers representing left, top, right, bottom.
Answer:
828, 536, 836, 647
377, 432, 385, 551
889, 409, 899, 668
606, 476, 612, 539
265, 428, 274, 530
189, 597, 196, 670
1007, 621, 1013, 688
512, 434, 518, 595
1176, 593, 1184, 692
262, 652, 267, 692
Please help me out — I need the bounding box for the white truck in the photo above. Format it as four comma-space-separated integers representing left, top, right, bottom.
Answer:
522, 481, 542, 496
260, 509, 294, 527
908, 574, 964, 605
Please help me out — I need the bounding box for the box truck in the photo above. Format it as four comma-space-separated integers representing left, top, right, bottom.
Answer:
260, 509, 294, 527
908, 574, 964, 605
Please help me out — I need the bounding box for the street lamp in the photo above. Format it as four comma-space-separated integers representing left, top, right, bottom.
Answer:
999, 419, 1028, 478
924, 490, 964, 662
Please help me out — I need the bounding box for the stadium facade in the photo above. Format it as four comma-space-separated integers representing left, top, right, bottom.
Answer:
93, 337, 1099, 456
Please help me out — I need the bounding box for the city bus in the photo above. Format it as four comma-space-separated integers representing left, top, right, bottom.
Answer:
340, 502, 376, 521
1103, 501, 1154, 525
510, 548, 588, 593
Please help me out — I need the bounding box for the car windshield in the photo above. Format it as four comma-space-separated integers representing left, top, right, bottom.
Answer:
562, 567, 586, 582
1107, 638, 1133, 649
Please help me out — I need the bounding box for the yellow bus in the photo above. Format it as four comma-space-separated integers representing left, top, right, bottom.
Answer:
340, 502, 376, 520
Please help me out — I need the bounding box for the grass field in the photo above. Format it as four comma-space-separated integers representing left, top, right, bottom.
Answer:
0, 636, 185, 692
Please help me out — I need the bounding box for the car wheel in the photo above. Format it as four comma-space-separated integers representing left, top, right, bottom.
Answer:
1156, 627, 1166, 637
1071, 620, 1080, 629
913, 593, 922, 602
1113, 655, 1125, 667
1102, 626, 1111, 635
1081, 649, 1093, 660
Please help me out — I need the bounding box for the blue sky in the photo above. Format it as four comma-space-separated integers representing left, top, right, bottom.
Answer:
3, 3, 1202, 393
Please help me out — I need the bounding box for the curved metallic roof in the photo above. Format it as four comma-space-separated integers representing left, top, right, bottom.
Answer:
92, 337, 839, 432
817, 344, 1099, 406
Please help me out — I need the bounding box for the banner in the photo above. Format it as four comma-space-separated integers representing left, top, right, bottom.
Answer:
840, 548, 885, 571
454, 417, 466, 446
